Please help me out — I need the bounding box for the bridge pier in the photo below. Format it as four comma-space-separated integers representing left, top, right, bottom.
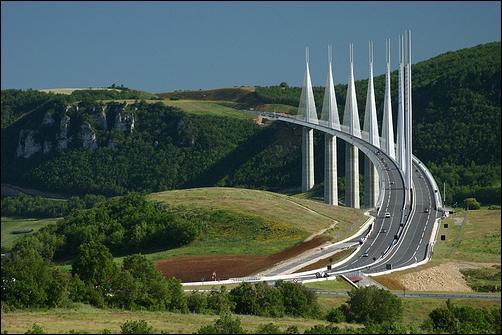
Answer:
324, 133, 338, 205
302, 127, 315, 192
345, 143, 360, 208
364, 157, 379, 208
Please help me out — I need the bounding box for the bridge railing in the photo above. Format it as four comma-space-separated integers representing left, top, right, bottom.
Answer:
412, 155, 443, 210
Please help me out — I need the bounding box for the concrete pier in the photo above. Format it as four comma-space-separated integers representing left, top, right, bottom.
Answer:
364, 157, 379, 208
345, 143, 359, 208
324, 133, 338, 205
302, 127, 315, 192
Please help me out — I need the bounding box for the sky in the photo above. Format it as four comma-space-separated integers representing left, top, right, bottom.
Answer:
1, 1, 500, 93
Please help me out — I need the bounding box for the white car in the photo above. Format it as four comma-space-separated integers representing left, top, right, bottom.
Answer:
385, 212, 391, 218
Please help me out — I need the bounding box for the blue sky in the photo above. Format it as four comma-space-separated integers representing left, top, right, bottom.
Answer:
1, 1, 500, 93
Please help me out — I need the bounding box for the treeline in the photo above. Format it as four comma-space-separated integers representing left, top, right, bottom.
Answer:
0, 87, 158, 128
2, 240, 186, 312
12, 193, 199, 260
428, 162, 501, 205
1, 193, 106, 218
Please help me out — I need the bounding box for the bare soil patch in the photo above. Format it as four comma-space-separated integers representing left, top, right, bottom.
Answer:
155, 236, 328, 282
393, 261, 499, 292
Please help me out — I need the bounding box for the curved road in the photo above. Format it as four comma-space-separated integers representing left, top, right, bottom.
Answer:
183, 111, 441, 285
257, 112, 439, 278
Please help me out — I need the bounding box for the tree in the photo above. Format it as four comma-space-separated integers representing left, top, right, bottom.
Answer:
196, 313, 245, 334
230, 282, 258, 315
326, 307, 346, 323
71, 241, 118, 287
121, 254, 187, 311
275, 281, 320, 318
279, 82, 289, 88
207, 286, 234, 315
463, 197, 481, 209
120, 320, 154, 334
342, 286, 402, 324
187, 290, 209, 314
1, 247, 53, 308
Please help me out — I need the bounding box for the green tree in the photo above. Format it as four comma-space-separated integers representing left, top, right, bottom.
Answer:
463, 197, 481, 209
1, 247, 52, 308
187, 290, 209, 314
196, 313, 246, 334
275, 281, 320, 318
326, 307, 346, 323
230, 282, 258, 315
342, 286, 402, 324
71, 241, 118, 287
120, 320, 154, 334
207, 286, 234, 315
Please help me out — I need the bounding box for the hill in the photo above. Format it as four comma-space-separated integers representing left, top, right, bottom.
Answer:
1, 188, 366, 282
1, 42, 500, 204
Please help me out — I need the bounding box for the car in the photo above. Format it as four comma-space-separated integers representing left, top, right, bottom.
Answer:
390, 181, 395, 185
315, 272, 322, 278
362, 251, 369, 257
323, 272, 330, 278
424, 208, 429, 213
381, 229, 387, 233
385, 212, 391, 218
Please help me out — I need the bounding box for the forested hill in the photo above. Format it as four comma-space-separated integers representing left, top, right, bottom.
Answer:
1, 42, 500, 204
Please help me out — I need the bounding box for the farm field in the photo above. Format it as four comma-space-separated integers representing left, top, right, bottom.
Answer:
1, 216, 60, 249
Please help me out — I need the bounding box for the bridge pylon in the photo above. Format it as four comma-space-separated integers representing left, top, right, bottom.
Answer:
320, 45, 340, 205
342, 44, 361, 208
298, 47, 317, 192
363, 41, 380, 208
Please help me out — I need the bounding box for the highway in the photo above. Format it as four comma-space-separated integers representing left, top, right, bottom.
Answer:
183, 111, 442, 286
256, 112, 440, 278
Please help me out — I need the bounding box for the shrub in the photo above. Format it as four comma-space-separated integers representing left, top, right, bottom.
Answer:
187, 290, 209, 314
427, 299, 500, 334
326, 307, 346, 323
230, 282, 284, 317
285, 325, 299, 334
120, 320, 154, 334
463, 197, 481, 210
24, 324, 45, 334
71, 241, 118, 287
275, 280, 321, 318
207, 286, 234, 315
256, 323, 282, 334
342, 286, 402, 324
196, 313, 245, 334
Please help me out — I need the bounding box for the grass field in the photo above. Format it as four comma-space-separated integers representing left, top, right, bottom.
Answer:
1, 216, 60, 249
432, 208, 501, 263
99, 98, 253, 119
122, 187, 365, 263
0, 304, 333, 334
3, 296, 498, 334
150, 187, 365, 247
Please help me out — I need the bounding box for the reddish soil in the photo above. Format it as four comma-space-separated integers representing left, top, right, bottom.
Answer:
155, 236, 329, 282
